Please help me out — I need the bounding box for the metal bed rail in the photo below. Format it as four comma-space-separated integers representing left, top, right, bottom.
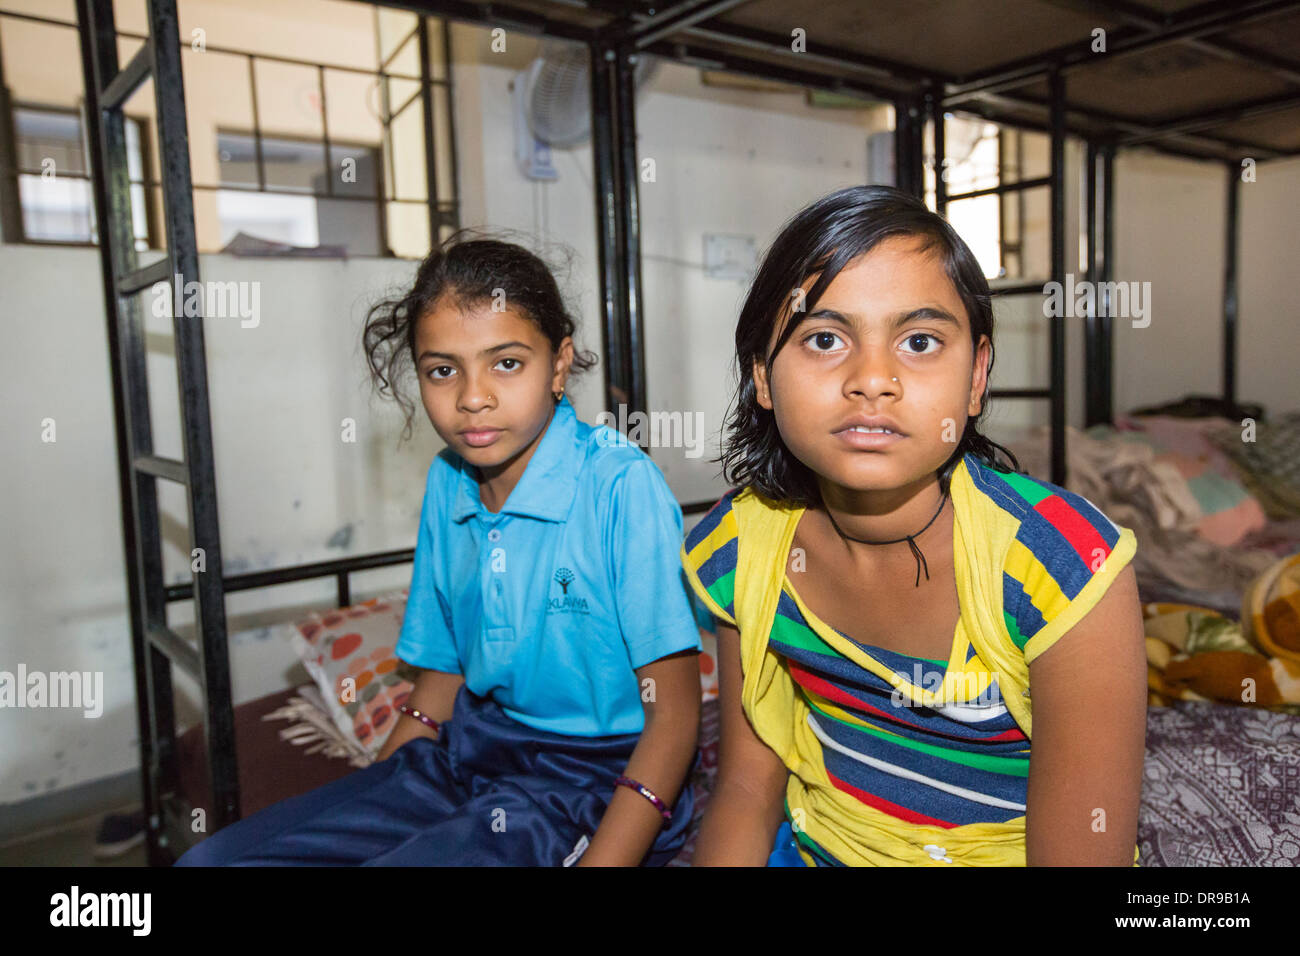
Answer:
159, 497, 721, 612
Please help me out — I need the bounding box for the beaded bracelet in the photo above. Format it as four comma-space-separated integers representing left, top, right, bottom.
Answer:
614, 776, 672, 823
398, 703, 440, 735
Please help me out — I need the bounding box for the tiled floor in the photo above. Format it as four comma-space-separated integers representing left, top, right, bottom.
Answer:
0, 803, 149, 867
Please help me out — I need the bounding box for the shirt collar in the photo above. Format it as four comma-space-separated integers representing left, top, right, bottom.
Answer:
450, 395, 582, 523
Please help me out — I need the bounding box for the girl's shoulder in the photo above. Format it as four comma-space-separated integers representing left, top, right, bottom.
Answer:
681, 488, 746, 628
683, 487, 747, 556
961, 454, 1131, 562
580, 435, 680, 523
574, 413, 669, 490
961, 454, 1137, 662
681, 484, 830, 620
682, 483, 800, 546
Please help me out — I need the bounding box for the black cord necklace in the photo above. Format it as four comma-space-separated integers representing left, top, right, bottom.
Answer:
822, 488, 950, 588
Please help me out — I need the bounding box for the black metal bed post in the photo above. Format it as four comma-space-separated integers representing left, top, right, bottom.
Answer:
1083, 138, 1118, 427
894, 92, 924, 199
147, 0, 239, 857
1084, 140, 1101, 428
1100, 142, 1116, 426
929, 82, 946, 215
590, 42, 627, 415
1048, 65, 1067, 486
77, 0, 238, 864
417, 17, 440, 244
0, 32, 24, 243
616, 45, 648, 425
442, 23, 461, 232
589, 37, 647, 425
1088, 140, 1116, 427
1222, 159, 1240, 408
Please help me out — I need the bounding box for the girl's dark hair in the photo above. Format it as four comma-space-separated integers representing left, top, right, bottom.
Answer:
363, 231, 597, 441
720, 184, 1021, 506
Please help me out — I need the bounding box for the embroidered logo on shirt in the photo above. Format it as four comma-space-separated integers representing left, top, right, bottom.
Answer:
548, 567, 590, 615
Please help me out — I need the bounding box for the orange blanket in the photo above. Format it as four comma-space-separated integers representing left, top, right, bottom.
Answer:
1145, 553, 1300, 712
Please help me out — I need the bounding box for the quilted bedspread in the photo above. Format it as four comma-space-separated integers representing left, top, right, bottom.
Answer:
1139, 701, 1300, 866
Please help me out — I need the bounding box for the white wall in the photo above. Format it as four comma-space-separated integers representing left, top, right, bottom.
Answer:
1113, 151, 1227, 417
0, 243, 432, 806
1237, 155, 1300, 418
1113, 151, 1299, 419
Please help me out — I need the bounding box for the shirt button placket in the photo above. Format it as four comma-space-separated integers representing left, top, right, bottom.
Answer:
486, 523, 504, 607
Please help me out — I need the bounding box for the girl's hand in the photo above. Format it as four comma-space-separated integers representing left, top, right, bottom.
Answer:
576, 649, 701, 866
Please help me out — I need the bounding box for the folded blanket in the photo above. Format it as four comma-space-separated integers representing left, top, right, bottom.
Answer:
1006, 425, 1276, 596
1112, 415, 1268, 546
1242, 552, 1300, 663
1144, 554, 1300, 714
1206, 412, 1300, 520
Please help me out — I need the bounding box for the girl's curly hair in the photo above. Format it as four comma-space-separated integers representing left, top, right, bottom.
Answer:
363, 230, 597, 441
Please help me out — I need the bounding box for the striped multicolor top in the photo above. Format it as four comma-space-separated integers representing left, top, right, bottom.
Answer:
682, 452, 1134, 866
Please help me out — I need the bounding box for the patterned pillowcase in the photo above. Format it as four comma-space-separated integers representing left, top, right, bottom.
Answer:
289, 591, 415, 761
290, 587, 721, 758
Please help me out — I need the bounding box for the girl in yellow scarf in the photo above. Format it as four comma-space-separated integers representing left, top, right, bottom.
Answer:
683, 186, 1145, 866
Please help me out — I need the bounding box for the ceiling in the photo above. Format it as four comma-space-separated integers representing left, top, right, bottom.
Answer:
388, 0, 1300, 162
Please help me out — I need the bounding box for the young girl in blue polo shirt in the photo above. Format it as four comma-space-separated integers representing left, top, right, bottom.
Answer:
175, 236, 702, 867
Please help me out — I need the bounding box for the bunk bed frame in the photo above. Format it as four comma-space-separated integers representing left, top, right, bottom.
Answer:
70, 0, 1300, 864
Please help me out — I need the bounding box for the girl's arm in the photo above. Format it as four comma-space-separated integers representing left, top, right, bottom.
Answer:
375, 667, 465, 761
690, 621, 788, 866
575, 649, 701, 866
1025, 563, 1147, 865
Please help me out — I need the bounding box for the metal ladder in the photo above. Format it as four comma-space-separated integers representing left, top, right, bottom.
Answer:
76, 0, 237, 865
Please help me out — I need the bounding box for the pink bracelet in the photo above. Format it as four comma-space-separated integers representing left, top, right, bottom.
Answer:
398, 703, 440, 735
614, 776, 671, 823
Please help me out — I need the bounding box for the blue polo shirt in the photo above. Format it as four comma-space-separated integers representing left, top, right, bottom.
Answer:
395, 396, 702, 736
